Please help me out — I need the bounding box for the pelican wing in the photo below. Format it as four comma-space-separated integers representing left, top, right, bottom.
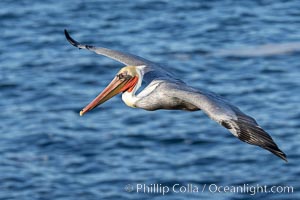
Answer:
64, 29, 183, 83
64, 29, 152, 66
169, 86, 287, 161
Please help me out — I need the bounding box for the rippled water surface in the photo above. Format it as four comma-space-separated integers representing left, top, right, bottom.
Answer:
1, 0, 300, 199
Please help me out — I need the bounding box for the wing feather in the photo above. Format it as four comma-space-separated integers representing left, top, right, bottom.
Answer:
64, 29, 152, 66
64, 30, 181, 83
222, 114, 287, 161
171, 86, 287, 162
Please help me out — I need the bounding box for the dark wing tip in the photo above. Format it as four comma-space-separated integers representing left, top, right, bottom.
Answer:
64, 29, 81, 48
240, 126, 288, 163
266, 146, 288, 162
280, 153, 288, 163
224, 117, 288, 163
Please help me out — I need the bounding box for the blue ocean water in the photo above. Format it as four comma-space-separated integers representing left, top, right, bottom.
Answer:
0, 0, 299, 199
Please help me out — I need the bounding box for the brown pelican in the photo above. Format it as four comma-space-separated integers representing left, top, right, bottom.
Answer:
64, 29, 287, 162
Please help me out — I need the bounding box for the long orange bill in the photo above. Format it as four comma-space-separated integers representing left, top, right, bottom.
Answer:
79, 75, 138, 116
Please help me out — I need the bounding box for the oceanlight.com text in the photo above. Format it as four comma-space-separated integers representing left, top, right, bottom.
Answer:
124, 183, 294, 196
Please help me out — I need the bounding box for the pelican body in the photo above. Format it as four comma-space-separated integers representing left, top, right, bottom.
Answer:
64, 29, 287, 162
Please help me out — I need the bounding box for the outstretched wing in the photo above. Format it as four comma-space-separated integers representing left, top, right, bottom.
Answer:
64, 29, 184, 84
64, 29, 152, 66
169, 86, 287, 162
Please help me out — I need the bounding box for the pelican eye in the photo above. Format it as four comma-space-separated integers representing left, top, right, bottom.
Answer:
117, 73, 125, 79
117, 71, 130, 80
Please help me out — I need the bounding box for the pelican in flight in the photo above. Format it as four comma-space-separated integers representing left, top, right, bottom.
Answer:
64, 29, 287, 162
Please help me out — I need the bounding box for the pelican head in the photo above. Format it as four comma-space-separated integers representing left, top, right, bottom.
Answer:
79, 66, 141, 116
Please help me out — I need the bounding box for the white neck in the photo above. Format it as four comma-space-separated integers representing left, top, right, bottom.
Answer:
121, 66, 144, 108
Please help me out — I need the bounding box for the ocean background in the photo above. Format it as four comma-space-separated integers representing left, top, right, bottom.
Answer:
0, 0, 299, 199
